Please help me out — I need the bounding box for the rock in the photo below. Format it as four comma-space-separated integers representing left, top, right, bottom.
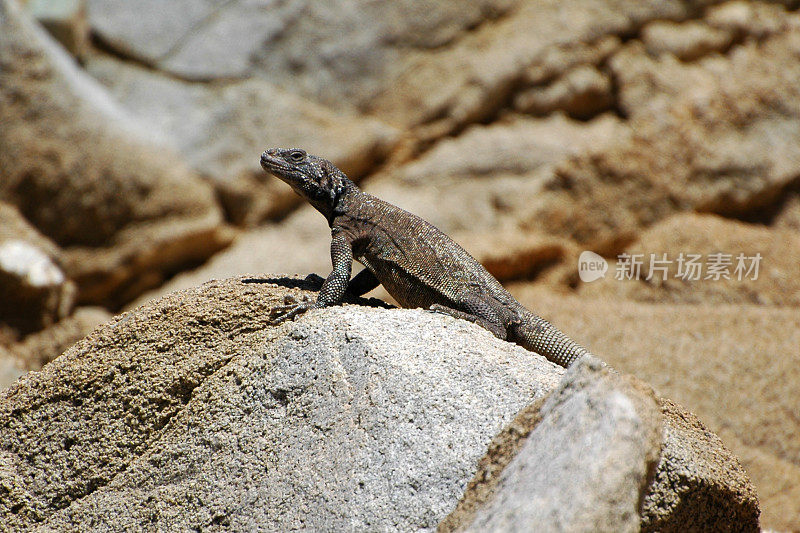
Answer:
507, 285, 800, 531
368, 0, 711, 132
774, 191, 800, 231
0, 240, 75, 335
0, 0, 233, 306
87, 0, 517, 107
454, 357, 664, 532
642, 399, 760, 532
85, 55, 398, 225
128, 206, 333, 308
579, 213, 800, 306
366, 114, 622, 236
0, 347, 24, 390
26, 0, 88, 60
0, 202, 60, 260
0, 276, 562, 531
444, 357, 758, 532
514, 65, 614, 119
0, 203, 75, 334
536, 13, 800, 250
9, 306, 111, 370
454, 228, 572, 283
706, 0, 790, 40
642, 20, 733, 61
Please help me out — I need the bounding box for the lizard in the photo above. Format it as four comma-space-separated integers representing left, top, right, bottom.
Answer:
260, 147, 591, 367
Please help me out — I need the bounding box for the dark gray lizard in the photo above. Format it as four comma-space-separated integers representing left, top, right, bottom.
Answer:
260, 147, 591, 367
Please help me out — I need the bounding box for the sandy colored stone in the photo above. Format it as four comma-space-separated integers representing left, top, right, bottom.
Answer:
642, 19, 733, 60
88, 0, 516, 107
579, 213, 800, 306
0, 346, 24, 391
513, 65, 614, 118
9, 306, 111, 370
641, 399, 759, 532
0, 0, 232, 306
0, 202, 75, 334
535, 12, 800, 251
26, 0, 88, 59
368, 0, 709, 132
86, 55, 398, 225
366, 114, 622, 237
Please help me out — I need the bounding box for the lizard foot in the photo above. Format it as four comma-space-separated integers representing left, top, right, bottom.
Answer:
269, 295, 316, 325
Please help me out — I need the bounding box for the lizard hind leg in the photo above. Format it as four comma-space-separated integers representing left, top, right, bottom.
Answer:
428, 303, 508, 340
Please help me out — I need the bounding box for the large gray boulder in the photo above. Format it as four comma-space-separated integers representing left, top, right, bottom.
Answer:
460, 358, 663, 532
0, 276, 760, 531
442, 358, 759, 532
0, 276, 561, 531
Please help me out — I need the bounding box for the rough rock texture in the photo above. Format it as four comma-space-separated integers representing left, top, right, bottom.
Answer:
366, 114, 623, 237
538, 10, 800, 251
580, 213, 800, 305
368, 0, 715, 132
3, 0, 799, 530
641, 399, 760, 532
85, 55, 398, 225
87, 0, 517, 107
443, 358, 758, 532
0, 276, 562, 531
6, 306, 111, 371
0, 202, 75, 334
460, 358, 664, 533
0, 0, 233, 306
508, 285, 800, 531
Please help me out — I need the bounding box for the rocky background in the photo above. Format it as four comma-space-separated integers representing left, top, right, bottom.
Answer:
0, 0, 798, 530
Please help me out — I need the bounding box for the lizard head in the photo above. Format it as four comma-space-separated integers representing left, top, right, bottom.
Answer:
260, 148, 351, 220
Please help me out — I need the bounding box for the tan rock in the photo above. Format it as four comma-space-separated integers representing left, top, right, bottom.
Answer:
536, 16, 800, 250
514, 65, 614, 118
0, 0, 233, 306
0, 276, 560, 531
85, 55, 399, 226
444, 357, 758, 532
369, 0, 704, 132
642, 20, 733, 60
9, 306, 111, 370
455, 358, 664, 533
579, 213, 800, 306
26, 0, 89, 59
0, 203, 75, 334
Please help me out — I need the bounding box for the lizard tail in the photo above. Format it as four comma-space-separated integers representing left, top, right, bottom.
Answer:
510, 313, 590, 368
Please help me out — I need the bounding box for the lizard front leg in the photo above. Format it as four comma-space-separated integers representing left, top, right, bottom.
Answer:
270, 234, 353, 324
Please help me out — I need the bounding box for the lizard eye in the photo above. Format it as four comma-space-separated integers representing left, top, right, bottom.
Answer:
288, 150, 306, 163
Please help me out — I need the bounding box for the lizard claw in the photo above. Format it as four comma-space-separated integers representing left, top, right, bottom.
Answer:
269, 295, 319, 325
269, 302, 312, 324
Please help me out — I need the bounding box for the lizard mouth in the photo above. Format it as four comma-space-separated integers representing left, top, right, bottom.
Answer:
260, 151, 288, 173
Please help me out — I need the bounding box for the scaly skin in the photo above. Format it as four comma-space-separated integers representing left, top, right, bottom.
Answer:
260, 148, 590, 367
